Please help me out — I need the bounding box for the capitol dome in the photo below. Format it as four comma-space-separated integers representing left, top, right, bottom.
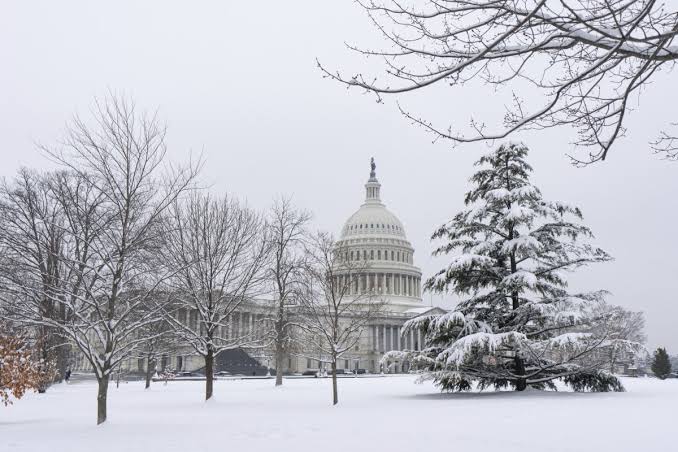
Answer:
335, 159, 423, 311
341, 202, 407, 240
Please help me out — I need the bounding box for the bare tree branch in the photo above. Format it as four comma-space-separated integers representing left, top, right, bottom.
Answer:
320, 0, 678, 163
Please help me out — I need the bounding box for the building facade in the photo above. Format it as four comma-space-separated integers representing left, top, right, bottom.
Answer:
275, 159, 444, 374
74, 159, 444, 376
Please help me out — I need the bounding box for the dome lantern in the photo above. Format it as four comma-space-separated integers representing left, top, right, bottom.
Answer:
365, 157, 382, 205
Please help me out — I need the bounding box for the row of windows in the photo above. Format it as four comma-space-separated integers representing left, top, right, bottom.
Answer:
348, 223, 401, 232
343, 248, 412, 264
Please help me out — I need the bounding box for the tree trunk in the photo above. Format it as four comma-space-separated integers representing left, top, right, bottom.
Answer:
97, 375, 109, 425
205, 349, 214, 401
145, 357, 154, 389
514, 355, 527, 391
609, 346, 617, 374
331, 359, 338, 405
275, 340, 284, 387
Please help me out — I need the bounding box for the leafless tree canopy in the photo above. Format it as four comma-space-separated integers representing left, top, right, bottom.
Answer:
159, 192, 270, 400
298, 233, 384, 405
0, 95, 199, 424
266, 197, 312, 386
0, 169, 73, 381
322, 0, 678, 163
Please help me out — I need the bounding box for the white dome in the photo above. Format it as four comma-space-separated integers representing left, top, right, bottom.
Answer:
334, 158, 423, 312
341, 204, 407, 239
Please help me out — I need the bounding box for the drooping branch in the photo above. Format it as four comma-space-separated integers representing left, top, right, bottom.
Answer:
321, 0, 678, 163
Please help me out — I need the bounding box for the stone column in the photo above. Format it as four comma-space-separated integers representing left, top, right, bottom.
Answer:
381, 325, 386, 352
376, 326, 380, 351
390, 326, 395, 351
383, 325, 387, 352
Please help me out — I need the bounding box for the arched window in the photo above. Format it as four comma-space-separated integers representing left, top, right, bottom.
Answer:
377, 250, 381, 260
370, 250, 374, 260
391, 250, 394, 260
397, 251, 401, 261
363, 250, 367, 260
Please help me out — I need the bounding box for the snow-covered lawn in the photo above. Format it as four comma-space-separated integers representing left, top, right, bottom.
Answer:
1, 376, 675, 452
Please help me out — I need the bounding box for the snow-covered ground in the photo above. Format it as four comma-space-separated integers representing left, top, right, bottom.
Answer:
1, 376, 675, 452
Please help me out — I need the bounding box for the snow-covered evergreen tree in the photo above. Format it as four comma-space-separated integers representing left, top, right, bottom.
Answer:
392, 143, 631, 392
650, 347, 672, 380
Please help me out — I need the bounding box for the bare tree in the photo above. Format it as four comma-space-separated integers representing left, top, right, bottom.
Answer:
298, 233, 384, 405
266, 198, 312, 386
0, 95, 199, 424
159, 193, 270, 401
322, 0, 678, 163
593, 303, 647, 373
0, 169, 71, 384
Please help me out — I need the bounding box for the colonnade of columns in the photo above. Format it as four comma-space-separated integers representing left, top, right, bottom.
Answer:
338, 272, 421, 297
178, 308, 266, 340
370, 324, 423, 353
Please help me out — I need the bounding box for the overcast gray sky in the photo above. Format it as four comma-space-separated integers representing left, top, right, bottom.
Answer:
1, 1, 676, 350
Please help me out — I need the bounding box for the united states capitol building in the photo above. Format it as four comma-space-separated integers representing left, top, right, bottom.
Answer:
278, 160, 445, 374
71, 160, 444, 375
269, 160, 444, 374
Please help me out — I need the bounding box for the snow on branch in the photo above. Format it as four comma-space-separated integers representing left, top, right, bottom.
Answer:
321, 0, 678, 162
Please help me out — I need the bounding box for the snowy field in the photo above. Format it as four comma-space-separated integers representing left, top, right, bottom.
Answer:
1, 376, 676, 452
